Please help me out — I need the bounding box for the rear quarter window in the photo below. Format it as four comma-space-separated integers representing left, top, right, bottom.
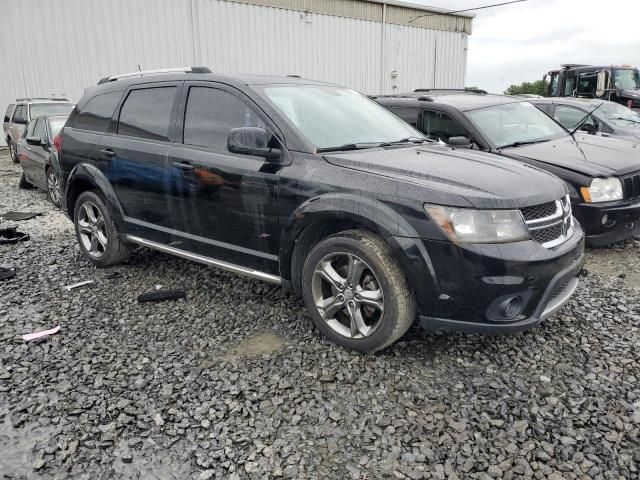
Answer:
72, 92, 123, 132
4, 104, 15, 122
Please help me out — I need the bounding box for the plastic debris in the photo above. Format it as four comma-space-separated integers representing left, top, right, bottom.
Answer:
138, 289, 187, 303
0, 267, 16, 281
0, 226, 29, 244
1, 211, 43, 221
23, 325, 61, 342
64, 280, 95, 291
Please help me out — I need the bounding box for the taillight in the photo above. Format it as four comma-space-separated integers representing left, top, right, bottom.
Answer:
53, 134, 62, 152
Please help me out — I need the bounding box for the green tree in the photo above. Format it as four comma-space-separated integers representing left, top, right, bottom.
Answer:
504, 80, 549, 96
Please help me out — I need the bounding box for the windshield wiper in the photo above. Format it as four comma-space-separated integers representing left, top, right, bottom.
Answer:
498, 139, 550, 149
316, 143, 381, 153
569, 102, 604, 136
378, 136, 429, 147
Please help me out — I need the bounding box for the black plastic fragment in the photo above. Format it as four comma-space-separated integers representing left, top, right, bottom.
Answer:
1, 211, 43, 221
0, 267, 16, 281
138, 289, 187, 303
0, 226, 30, 244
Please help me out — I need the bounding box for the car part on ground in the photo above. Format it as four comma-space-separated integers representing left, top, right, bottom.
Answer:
59, 71, 584, 351
0, 225, 30, 244
138, 289, 188, 303
375, 91, 640, 247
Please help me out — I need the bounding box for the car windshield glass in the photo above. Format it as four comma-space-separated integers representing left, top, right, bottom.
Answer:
466, 101, 567, 148
260, 85, 422, 149
597, 102, 640, 127
49, 117, 68, 137
612, 69, 640, 90
30, 103, 74, 118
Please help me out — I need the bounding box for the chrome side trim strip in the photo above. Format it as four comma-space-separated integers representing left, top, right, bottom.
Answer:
540, 277, 579, 321
125, 235, 282, 285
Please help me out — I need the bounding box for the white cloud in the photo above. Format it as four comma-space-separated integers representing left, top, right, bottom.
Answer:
408, 0, 640, 92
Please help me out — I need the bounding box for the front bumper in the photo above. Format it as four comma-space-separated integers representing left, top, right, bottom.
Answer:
573, 199, 640, 247
410, 224, 585, 334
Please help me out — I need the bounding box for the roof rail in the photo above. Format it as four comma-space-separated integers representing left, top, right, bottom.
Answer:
413, 88, 488, 94
16, 97, 70, 102
97, 66, 212, 84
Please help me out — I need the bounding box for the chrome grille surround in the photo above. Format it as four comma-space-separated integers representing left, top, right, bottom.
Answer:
521, 195, 574, 248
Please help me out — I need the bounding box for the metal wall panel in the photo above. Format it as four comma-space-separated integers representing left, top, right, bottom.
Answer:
0, 0, 469, 146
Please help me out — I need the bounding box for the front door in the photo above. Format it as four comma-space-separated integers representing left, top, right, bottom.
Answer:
100, 83, 181, 240
167, 83, 281, 274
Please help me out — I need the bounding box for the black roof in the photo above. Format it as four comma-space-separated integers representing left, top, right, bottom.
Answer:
374, 91, 522, 111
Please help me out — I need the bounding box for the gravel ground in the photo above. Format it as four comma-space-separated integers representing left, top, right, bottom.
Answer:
1, 152, 639, 479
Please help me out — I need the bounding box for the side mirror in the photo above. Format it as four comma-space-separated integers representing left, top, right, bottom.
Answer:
228, 127, 281, 160
596, 71, 607, 98
580, 123, 596, 134
26, 136, 42, 146
447, 136, 472, 148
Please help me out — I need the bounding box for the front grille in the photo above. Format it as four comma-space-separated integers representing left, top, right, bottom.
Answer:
622, 172, 640, 200
521, 195, 574, 248
521, 201, 557, 221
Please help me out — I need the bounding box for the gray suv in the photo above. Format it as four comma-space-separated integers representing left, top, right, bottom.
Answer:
4, 98, 74, 163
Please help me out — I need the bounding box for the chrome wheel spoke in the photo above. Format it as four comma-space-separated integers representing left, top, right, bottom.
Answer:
316, 260, 345, 291
90, 234, 99, 253
95, 231, 108, 250
78, 219, 92, 235
347, 255, 367, 287
317, 295, 345, 319
85, 205, 98, 224
346, 302, 370, 337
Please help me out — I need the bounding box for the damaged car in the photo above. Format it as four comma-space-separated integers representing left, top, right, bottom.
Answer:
58, 68, 584, 351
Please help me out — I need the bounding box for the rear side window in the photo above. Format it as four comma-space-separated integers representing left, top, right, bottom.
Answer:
183, 87, 265, 150
118, 87, 176, 141
25, 119, 37, 138
12, 105, 27, 123
74, 92, 122, 132
389, 107, 419, 127
30, 103, 74, 118
4, 104, 14, 122
421, 110, 467, 142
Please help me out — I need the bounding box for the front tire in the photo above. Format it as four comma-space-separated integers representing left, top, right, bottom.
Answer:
302, 230, 416, 352
73, 191, 132, 266
46, 167, 61, 208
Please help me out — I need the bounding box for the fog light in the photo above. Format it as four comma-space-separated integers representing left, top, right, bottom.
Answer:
499, 296, 524, 319
601, 214, 608, 225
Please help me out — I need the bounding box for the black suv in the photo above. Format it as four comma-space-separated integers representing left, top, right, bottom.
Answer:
58, 68, 584, 352
375, 90, 640, 246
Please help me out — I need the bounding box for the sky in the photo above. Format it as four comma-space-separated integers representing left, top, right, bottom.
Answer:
408, 0, 640, 93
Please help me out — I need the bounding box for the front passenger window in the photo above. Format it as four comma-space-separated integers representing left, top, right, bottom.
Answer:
183, 87, 266, 150
421, 110, 467, 142
554, 106, 591, 130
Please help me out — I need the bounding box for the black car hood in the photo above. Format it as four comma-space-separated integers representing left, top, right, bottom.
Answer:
324, 144, 567, 209
500, 134, 640, 177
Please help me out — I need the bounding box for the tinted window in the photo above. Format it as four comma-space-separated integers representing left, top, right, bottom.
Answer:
576, 73, 597, 97
389, 107, 419, 127
30, 103, 74, 118
4, 104, 14, 122
554, 106, 592, 130
13, 105, 26, 123
184, 87, 266, 150
74, 92, 122, 132
118, 87, 176, 141
563, 77, 576, 96
25, 119, 37, 138
421, 110, 467, 142
33, 118, 47, 140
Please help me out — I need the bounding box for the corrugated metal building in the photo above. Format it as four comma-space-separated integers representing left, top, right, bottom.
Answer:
0, 0, 473, 146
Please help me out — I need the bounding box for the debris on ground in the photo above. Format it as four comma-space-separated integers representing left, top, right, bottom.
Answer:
0, 266, 16, 281
1, 211, 43, 221
64, 280, 95, 291
138, 289, 187, 303
0, 226, 29, 244
22, 325, 61, 342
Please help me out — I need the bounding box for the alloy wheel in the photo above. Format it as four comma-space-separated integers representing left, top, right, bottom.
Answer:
47, 170, 60, 205
311, 252, 384, 339
77, 201, 108, 258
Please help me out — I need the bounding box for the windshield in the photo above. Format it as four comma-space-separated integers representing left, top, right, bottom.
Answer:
49, 117, 68, 137
612, 69, 640, 90
30, 103, 74, 118
598, 102, 640, 127
260, 85, 422, 149
466, 101, 567, 148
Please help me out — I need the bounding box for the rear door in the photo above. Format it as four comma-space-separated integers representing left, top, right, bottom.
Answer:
100, 82, 181, 240
18, 119, 38, 178
3, 104, 15, 136
9, 104, 27, 142
167, 82, 281, 273
27, 118, 50, 188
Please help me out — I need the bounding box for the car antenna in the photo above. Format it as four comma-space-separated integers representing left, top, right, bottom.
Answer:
569, 102, 604, 137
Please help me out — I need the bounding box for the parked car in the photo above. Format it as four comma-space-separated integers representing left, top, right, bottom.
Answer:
59, 68, 584, 352
3, 98, 74, 163
16, 114, 68, 207
530, 97, 640, 142
375, 90, 640, 247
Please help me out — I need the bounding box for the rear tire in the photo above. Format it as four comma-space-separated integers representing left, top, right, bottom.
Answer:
73, 191, 132, 267
9, 140, 19, 163
18, 172, 33, 189
302, 229, 416, 352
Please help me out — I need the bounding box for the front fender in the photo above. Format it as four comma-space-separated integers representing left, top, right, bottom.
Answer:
64, 163, 124, 228
280, 193, 440, 311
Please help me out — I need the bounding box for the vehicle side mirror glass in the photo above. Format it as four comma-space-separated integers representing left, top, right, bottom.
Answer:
26, 136, 42, 146
580, 122, 595, 134
447, 136, 472, 148
596, 71, 606, 98
228, 127, 281, 160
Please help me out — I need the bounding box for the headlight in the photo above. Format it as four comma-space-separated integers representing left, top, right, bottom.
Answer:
424, 205, 530, 243
580, 178, 623, 203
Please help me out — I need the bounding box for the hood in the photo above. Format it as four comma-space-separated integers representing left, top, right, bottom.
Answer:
501, 134, 640, 177
323, 144, 567, 209
607, 124, 640, 143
